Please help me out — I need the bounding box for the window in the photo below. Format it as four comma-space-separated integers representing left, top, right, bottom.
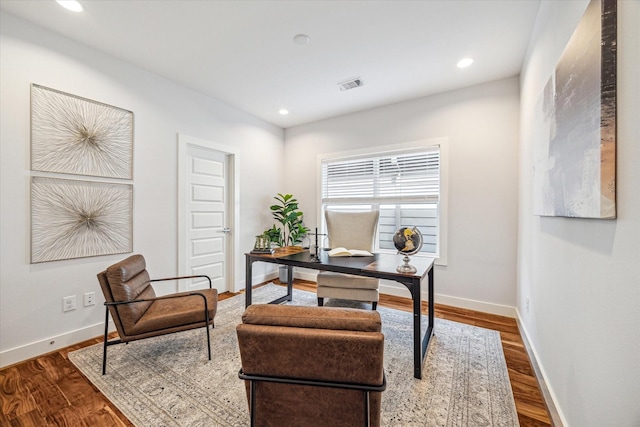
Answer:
320, 142, 444, 259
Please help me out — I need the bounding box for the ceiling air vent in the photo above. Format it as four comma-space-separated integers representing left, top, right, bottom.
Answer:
338, 78, 364, 91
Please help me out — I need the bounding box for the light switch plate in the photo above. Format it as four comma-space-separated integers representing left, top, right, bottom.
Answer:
63, 295, 76, 312
84, 292, 96, 307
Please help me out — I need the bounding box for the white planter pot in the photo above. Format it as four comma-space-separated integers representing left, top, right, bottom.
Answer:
278, 265, 291, 283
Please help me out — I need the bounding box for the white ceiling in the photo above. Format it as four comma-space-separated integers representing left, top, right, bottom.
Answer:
1, 0, 540, 128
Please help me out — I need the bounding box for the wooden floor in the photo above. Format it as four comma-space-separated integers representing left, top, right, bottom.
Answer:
0, 280, 552, 426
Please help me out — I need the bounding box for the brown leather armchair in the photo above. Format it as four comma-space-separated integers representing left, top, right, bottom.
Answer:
97, 254, 218, 375
236, 304, 386, 427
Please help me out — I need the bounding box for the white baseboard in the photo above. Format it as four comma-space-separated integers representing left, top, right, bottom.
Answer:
379, 282, 517, 318
236, 271, 279, 292
515, 311, 566, 427
294, 271, 517, 318
0, 320, 115, 369
294, 269, 319, 283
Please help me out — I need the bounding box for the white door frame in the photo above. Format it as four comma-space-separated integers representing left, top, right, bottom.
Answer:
177, 133, 240, 292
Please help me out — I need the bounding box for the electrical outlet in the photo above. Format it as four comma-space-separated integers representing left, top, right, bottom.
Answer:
525, 297, 530, 313
84, 292, 95, 307
63, 295, 76, 312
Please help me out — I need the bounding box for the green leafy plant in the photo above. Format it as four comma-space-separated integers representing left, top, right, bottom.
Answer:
264, 193, 310, 247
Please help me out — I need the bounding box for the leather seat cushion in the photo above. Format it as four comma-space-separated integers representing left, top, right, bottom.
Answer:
129, 288, 218, 335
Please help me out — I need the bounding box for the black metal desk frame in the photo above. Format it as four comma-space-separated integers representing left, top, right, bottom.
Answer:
245, 249, 435, 379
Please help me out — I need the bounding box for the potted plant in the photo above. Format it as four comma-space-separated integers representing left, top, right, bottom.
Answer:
263, 193, 310, 282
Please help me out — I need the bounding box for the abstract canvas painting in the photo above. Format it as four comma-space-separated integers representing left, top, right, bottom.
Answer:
31, 177, 133, 263
533, 0, 616, 219
31, 84, 133, 179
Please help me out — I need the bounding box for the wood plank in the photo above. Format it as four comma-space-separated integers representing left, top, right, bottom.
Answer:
518, 413, 554, 427
55, 370, 105, 417
22, 373, 70, 416
82, 406, 134, 427
5, 409, 46, 427
45, 406, 90, 427
0, 367, 39, 423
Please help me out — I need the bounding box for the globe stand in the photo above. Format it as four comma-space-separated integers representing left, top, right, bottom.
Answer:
397, 254, 417, 274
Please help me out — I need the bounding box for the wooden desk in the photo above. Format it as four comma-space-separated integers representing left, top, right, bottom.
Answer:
245, 247, 435, 379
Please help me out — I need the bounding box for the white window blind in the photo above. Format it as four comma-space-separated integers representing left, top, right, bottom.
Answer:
321, 149, 440, 204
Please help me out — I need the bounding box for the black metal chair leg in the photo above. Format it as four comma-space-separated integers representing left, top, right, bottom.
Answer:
250, 380, 256, 427
364, 391, 370, 427
102, 307, 109, 375
205, 308, 212, 361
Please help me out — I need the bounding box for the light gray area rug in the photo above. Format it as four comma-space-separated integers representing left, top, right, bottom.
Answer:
69, 284, 519, 426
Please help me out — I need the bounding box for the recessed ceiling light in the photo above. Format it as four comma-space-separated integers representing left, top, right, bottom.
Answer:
457, 58, 474, 69
279, 109, 289, 115
57, 0, 83, 12
293, 34, 310, 45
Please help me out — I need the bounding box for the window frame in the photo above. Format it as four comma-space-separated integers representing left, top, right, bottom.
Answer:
316, 138, 448, 265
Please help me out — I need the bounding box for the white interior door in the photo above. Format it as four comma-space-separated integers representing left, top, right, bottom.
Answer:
181, 144, 230, 293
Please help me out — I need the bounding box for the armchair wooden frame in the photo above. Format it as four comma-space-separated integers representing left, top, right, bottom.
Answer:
100, 273, 214, 375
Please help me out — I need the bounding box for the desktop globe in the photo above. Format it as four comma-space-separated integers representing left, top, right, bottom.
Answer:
393, 227, 423, 255
393, 227, 423, 273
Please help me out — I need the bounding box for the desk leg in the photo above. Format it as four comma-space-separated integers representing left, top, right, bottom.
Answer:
245, 257, 253, 308
412, 267, 435, 379
413, 278, 423, 379
428, 267, 434, 335
417, 267, 435, 379
266, 265, 294, 305
286, 266, 293, 302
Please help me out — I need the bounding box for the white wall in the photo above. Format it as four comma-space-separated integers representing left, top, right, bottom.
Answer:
284, 77, 520, 314
518, 1, 640, 425
0, 12, 284, 367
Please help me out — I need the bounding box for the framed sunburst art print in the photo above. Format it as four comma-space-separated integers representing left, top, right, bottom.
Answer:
31, 84, 133, 179
31, 177, 133, 263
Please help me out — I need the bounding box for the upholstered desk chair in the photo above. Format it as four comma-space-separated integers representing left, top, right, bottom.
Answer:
97, 254, 218, 375
237, 304, 386, 427
317, 210, 380, 309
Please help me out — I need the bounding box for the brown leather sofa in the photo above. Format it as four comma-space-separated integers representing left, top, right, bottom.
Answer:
97, 254, 218, 374
236, 304, 386, 427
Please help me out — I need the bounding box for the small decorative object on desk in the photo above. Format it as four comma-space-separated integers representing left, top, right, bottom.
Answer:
306, 227, 325, 262
322, 236, 332, 251
251, 234, 274, 254
393, 227, 423, 274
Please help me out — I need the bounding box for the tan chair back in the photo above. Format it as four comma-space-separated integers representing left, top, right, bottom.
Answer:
325, 210, 380, 251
